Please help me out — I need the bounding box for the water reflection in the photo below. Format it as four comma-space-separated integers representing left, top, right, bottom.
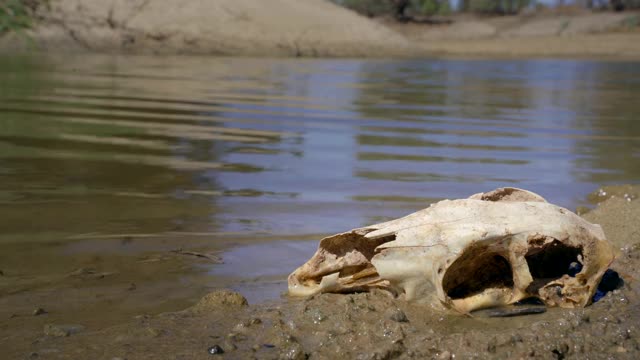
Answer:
351, 59, 639, 209
1, 56, 639, 238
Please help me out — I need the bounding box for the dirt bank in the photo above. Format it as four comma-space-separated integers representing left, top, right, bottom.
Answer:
0, 0, 410, 57
5, 186, 639, 359
385, 11, 640, 59
1, 1, 640, 58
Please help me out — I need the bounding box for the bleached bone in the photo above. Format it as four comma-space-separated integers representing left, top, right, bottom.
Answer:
288, 188, 615, 313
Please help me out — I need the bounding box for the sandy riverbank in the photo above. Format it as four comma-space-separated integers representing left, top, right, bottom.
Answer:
0, 0, 410, 57
3, 185, 639, 359
1, 1, 640, 58
385, 11, 640, 59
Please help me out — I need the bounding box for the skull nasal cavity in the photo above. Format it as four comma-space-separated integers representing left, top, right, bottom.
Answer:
443, 248, 513, 299
525, 240, 582, 279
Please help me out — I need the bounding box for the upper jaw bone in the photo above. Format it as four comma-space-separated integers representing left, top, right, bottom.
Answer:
288, 187, 615, 313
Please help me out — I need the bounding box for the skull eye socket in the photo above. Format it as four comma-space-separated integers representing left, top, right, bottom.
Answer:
442, 246, 514, 300
525, 240, 582, 278
525, 239, 583, 292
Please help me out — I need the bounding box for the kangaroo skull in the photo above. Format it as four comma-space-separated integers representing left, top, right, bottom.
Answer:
288, 188, 615, 313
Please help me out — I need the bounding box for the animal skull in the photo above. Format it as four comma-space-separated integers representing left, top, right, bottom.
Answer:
288, 188, 615, 313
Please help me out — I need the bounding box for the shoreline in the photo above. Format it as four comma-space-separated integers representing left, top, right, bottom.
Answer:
4, 32, 640, 61
3, 185, 638, 359
413, 33, 640, 60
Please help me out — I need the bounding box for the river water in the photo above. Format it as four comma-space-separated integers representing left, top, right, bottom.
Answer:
0, 54, 639, 329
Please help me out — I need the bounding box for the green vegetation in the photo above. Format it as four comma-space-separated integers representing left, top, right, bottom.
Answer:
418, 0, 452, 16
338, 0, 394, 17
622, 14, 639, 28
333, 0, 533, 17
463, 0, 532, 14
0, 0, 40, 34
333, 0, 639, 17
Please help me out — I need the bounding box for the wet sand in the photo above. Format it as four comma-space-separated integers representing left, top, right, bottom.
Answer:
3, 185, 639, 359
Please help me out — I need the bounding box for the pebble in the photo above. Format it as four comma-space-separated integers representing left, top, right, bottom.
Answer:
207, 345, 224, 355
33, 308, 47, 316
227, 332, 247, 342
437, 350, 452, 359
309, 309, 326, 324
43, 324, 85, 337
385, 308, 409, 323
146, 327, 164, 338
223, 341, 237, 351
281, 343, 305, 360
192, 290, 248, 313
0, 269, 4, 276
614, 345, 627, 353
487, 337, 497, 353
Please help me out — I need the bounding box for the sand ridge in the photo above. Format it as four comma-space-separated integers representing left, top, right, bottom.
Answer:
1, 1, 639, 58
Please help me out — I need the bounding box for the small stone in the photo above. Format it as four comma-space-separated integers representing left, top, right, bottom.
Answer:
191, 290, 248, 313
226, 332, 247, 342
437, 350, 452, 360
68, 268, 96, 277
146, 327, 164, 338
207, 345, 224, 355
0, 269, 4, 276
111, 357, 126, 360
33, 308, 47, 316
43, 324, 85, 337
487, 337, 497, 353
127, 283, 137, 291
223, 341, 237, 351
233, 321, 249, 332
385, 308, 408, 323
309, 309, 326, 324
281, 343, 305, 360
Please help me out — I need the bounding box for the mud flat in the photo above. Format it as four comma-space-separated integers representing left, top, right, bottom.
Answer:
5, 185, 639, 359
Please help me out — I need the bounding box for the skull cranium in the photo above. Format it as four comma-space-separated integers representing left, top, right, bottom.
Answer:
288, 188, 615, 313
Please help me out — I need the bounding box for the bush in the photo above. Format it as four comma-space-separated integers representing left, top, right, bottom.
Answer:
413, 0, 452, 15
336, 0, 394, 17
0, 0, 36, 34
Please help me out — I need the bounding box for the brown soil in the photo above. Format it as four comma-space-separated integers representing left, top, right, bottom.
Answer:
0, 0, 410, 57
5, 186, 639, 360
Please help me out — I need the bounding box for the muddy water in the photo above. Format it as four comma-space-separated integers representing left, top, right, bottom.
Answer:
1, 54, 639, 342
